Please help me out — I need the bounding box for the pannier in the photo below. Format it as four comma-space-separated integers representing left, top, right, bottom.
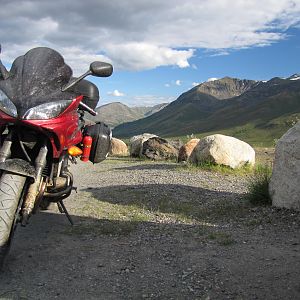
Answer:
84, 122, 112, 163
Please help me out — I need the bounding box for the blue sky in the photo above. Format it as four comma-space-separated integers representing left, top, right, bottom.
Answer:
1, 0, 300, 107
95, 27, 300, 106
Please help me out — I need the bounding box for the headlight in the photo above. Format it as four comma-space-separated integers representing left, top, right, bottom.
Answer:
0, 89, 17, 117
23, 100, 73, 120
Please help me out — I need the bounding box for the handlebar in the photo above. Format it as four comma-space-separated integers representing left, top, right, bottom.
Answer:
78, 102, 98, 116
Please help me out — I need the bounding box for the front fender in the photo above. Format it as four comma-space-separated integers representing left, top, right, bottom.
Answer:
0, 159, 36, 181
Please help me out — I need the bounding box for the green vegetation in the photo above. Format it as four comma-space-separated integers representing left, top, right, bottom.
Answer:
246, 164, 272, 206
114, 116, 294, 148
167, 123, 287, 147
177, 160, 254, 175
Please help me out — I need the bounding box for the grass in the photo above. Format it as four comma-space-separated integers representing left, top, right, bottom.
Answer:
246, 164, 272, 206
177, 160, 255, 175
176, 159, 274, 179
131, 125, 278, 148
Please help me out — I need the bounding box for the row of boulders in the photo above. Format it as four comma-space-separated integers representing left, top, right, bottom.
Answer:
110, 121, 300, 211
110, 133, 255, 169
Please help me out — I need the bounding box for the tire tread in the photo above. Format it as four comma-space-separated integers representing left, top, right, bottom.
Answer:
0, 173, 26, 246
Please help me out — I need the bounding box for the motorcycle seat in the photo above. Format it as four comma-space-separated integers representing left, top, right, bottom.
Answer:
71, 79, 99, 109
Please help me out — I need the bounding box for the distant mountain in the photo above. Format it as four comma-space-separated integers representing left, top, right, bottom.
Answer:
113, 76, 300, 146
195, 77, 257, 99
288, 73, 300, 81
88, 102, 168, 128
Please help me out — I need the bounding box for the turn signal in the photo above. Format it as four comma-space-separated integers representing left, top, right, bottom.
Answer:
68, 146, 83, 157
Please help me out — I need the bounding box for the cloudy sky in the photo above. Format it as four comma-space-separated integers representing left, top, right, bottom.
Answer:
1, 0, 300, 106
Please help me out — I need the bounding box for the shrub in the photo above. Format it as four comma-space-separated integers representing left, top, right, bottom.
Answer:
246, 165, 272, 206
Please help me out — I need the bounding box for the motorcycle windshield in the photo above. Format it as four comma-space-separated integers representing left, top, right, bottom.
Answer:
0, 47, 76, 117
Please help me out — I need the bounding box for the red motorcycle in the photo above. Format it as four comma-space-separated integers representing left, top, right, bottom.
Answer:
0, 46, 113, 266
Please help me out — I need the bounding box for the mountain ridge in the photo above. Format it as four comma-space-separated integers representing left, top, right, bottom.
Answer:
113, 75, 300, 146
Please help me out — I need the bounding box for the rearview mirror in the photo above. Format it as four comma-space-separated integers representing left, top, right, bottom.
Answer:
62, 61, 113, 92
90, 61, 113, 77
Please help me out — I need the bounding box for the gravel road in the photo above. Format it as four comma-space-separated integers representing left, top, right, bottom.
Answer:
0, 158, 299, 300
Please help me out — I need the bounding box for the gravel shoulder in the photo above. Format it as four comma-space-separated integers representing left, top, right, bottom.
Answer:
0, 158, 299, 300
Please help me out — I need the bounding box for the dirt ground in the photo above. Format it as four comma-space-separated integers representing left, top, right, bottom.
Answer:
0, 157, 299, 300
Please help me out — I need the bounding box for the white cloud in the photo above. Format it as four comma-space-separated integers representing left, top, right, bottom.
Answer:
208, 50, 230, 57
108, 90, 125, 97
175, 80, 181, 86
207, 78, 218, 82
165, 83, 170, 87
105, 43, 193, 71
128, 95, 175, 107
0, 0, 300, 71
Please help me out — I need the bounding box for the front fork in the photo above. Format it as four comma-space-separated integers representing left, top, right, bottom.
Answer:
0, 129, 75, 225
0, 131, 48, 225
21, 144, 48, 225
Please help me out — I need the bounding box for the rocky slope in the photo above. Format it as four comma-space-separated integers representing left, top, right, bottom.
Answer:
195, 77, 257, 100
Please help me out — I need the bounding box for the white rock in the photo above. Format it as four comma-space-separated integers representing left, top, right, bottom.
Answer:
129, 133, 157, 157
269, 122, 300, 211
189, 134, 255, 169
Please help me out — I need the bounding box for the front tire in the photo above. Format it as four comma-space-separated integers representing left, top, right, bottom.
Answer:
0, 172, 26, 267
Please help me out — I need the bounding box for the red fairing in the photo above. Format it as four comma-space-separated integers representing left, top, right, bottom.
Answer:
0, 96, 84, 158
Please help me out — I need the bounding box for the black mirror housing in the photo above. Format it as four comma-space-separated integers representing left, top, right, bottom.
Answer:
62, 61, 113, 92
90, 62, 113, 77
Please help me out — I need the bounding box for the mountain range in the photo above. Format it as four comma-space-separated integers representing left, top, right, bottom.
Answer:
88, 102, 168, 128
113, 75, 300, 146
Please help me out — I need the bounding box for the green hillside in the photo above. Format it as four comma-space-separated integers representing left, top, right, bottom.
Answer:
113, 76, 300, 146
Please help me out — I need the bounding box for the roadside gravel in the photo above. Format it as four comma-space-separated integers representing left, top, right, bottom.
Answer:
0, 158, 299, 300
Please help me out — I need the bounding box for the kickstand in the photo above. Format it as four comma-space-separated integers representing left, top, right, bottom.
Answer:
57, 200, 74, 226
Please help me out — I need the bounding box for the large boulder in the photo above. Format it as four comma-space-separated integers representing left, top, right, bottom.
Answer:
178, 138, 200, 162
142, 137, 178, 160
130, 133, 157, 157
269, 122, 300, 211
109, 137, 128, 157
189, 134, 255, 168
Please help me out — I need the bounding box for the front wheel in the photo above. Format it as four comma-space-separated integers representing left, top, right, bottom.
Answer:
0, 172, 26, 267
